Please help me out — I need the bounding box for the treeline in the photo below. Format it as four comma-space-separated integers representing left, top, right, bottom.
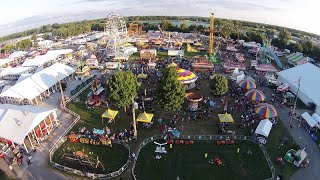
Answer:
1, 16, 319, 43
1, 16, 319, 61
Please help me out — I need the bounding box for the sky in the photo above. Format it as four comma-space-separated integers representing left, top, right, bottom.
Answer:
0, 0, 319, 36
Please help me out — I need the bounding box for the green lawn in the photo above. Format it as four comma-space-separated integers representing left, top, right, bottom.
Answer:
62, 74, 298, 179
135, 141, 270, 180
52, 141, 129, 174
266, 120, 299, 180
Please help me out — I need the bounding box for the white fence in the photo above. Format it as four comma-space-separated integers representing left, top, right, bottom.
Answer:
132, 134, 275, 180
48, 78, 131, 179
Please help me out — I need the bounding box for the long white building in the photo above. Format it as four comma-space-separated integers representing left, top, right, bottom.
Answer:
0, 63, 75, 105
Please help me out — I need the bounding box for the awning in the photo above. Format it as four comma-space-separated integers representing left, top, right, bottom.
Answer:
137, 73, 148, 79
218, 113, 234, 123
255, 119, 272, 137
101, 108, 118, 119
137, 111, 154, 123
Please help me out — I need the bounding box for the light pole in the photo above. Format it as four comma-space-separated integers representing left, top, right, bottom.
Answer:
132, 98, 138, 138
288, 77, 301, 129
57, 74, 66, 108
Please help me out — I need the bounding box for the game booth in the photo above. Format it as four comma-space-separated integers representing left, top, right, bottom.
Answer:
222, 62, 246, 73
255, 64, 277, 74
101, 108, 119, 123
254, 119, 273, 144
229, 68, 245, 83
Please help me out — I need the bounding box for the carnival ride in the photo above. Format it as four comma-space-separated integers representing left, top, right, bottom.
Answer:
192, 56, 214, 72
86, 79, 105, 107
284, 149, 308, 167
187, 44, 198, 52
258, 39, 283, 69
207, 13, 218, 63
128, 23, 142, 36
103, 12, 128, 58
185, 92, 203, 111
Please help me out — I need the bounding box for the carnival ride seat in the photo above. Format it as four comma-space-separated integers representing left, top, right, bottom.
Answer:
155, 146, 167, 154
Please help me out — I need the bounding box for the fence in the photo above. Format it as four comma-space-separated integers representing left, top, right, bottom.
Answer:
132, 134, 275, 180
48, 78, 132, 179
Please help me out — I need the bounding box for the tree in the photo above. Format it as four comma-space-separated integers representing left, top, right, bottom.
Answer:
42, 33, 49, 40
295, 43, 303, 52
180, 21, 189, 32
161, 20, 169, 31
271, 38, 287, 50
105, 71, 139, 111
156, 67, 185, 111
209, 74, 228, 96
311, 45, 320, 61
279, 28, 291, 41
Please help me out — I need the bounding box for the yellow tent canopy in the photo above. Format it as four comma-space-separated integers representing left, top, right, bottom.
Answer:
101, 108, 119, 123
137, 73, 148, 79
175, 41, 183, 46
194, 42, 202, 46
155, 41, 162, 45
124, 42, 132, 47
167, 62, 178, 67
136, 42, 145, 46
137, 112, 154, 123
218, 113, 234, 123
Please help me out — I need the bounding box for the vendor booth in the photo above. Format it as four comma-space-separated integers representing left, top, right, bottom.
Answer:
254, 119, 273, 144
101, 108, 119, 123
137, 111, 154, 123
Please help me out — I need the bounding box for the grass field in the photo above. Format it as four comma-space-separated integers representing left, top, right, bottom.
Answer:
52, 141, 129, 174
135, 141, 271, 180
64, 77, 298, 179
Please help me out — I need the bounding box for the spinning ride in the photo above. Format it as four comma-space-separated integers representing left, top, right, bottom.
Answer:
185, 92, 203, 111
177, 67, 198, 90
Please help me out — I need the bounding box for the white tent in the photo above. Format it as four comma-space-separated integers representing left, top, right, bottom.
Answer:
0, 67, 34, 80
9, 51, 28, 59
45, 49, 73, 56
22, 54, 58, 67
278, 63, 320, 115
0, 59, 16, 68
0, 104, 56, 145
255, 119, 273, 137
0, 63, 75, 102
312, 113, 320, 126
301, 112, 317, 128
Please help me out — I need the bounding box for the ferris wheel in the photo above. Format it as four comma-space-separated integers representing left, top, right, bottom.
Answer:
105, 12, 128, 58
